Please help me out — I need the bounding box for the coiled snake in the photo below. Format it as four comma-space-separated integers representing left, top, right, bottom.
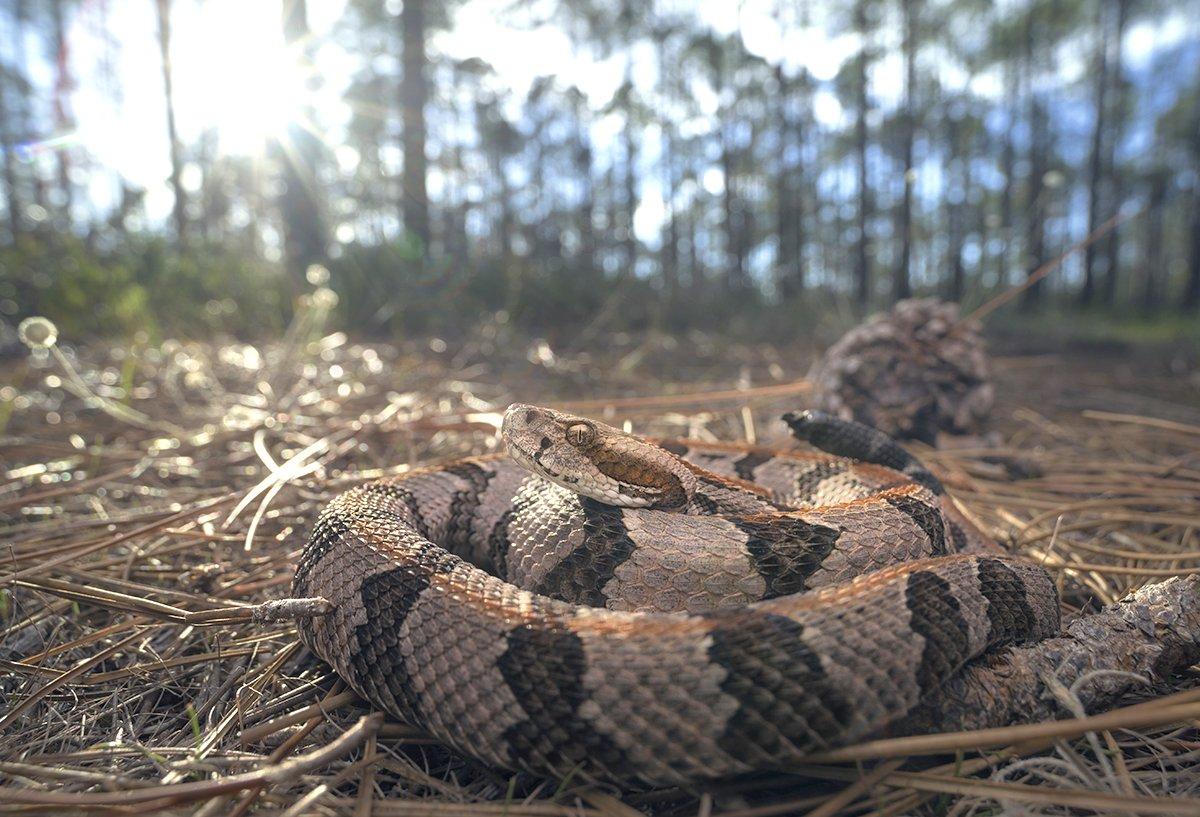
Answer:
293, 404, 1059, 786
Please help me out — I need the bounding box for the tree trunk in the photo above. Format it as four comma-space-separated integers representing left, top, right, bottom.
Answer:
1079, 2, 1109, 306
452, 147, 471, 267
661, 123, 679, 310
775, 68, 795, 298
945, 112, 966, 303
576, 152, 595, 277
495, 152, 513, 260
52, 0, 74, 223
528, 125, 547, 263
853, 0, 872, 308
1140, 170, 1167, 311
721, 133, 746, 292
400, 0, 430, 252
13, 0, 49, 218
155, 0, 188, 244
892, 0, 916, 302
1020, 7, 1047, 311
277, 0, 326, 294
196, 128, 216, 242
793, 100, 807, 299
683, 206, 699, 296
997, 64, 1017, 290
775, 66, 807, 300
0, 68, 22, 238
1185, 111, 1200, 311
567, 88, 596, 278
1185, 180, 1200, 311
1099, 0, 1129, 306
623, 104, 638, 276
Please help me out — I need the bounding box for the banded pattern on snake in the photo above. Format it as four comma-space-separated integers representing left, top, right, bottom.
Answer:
293, 405, 1059, 785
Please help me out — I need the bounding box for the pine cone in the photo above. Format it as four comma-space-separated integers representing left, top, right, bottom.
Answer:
808, 299, 993, 442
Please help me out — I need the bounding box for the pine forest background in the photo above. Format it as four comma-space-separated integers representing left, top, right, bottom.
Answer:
1, 0, 1199, 346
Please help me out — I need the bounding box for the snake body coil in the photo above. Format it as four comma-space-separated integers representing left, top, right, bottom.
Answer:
294, 405, 1059, 785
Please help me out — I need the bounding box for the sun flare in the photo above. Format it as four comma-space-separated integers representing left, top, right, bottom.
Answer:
172, 0, 311, 154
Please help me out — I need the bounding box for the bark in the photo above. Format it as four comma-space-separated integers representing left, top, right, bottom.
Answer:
853, 0, 872, 308
892, 0, 916, 303
900, 575, 1200, 734
155, 0, 188, 244
400, 0, 430, 252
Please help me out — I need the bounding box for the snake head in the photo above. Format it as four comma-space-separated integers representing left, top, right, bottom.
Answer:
502, 403, 694, 510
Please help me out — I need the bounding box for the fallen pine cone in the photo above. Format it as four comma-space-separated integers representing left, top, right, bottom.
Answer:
809, 298, 993, 442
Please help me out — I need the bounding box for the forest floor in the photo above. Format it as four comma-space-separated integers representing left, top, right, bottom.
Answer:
1, 320, 1199, 816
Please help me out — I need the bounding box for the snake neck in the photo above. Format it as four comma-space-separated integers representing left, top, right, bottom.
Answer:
677, 459, 784, 514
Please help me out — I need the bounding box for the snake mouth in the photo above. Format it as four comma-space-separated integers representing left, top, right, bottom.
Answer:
506, 440, 557, 479
506, 437, 589, 494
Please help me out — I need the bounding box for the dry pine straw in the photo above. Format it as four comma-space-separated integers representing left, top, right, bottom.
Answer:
0, 331, 1198, 816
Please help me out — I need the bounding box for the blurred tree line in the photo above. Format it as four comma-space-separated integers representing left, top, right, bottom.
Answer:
1, 0, 1199, 342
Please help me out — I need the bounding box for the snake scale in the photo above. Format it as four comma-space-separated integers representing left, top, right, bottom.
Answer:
293, 404, 1060, 786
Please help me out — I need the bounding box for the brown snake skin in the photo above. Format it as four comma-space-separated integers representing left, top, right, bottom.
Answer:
293, 405, 1060, 785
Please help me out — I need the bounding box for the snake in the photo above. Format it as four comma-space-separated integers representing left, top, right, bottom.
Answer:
293, 404, 1060, 786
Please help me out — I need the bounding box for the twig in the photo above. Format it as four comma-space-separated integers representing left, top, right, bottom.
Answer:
963, 208, 1138, 325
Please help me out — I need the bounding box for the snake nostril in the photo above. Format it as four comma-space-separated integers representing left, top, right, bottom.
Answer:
525, 409, 536, 424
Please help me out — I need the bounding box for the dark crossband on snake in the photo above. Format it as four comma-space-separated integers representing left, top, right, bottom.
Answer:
293, 404, 1060, 786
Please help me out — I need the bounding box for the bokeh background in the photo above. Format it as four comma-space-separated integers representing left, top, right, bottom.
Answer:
0, 0, 1198, 343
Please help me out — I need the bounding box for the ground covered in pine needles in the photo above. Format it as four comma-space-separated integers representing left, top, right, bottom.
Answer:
2, 314, 1199, 816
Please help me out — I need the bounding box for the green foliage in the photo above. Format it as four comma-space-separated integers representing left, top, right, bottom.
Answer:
1, 234, 154, 338
0, 231, 1192, 347
327, 239, 632, 339
1, 234, 289, 339
993, 308, 1200, 348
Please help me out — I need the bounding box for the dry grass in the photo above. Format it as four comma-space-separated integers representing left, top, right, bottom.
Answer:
1, 316, 1198, 816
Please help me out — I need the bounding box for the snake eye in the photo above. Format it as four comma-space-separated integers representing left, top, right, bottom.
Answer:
565, 422, 595, 447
